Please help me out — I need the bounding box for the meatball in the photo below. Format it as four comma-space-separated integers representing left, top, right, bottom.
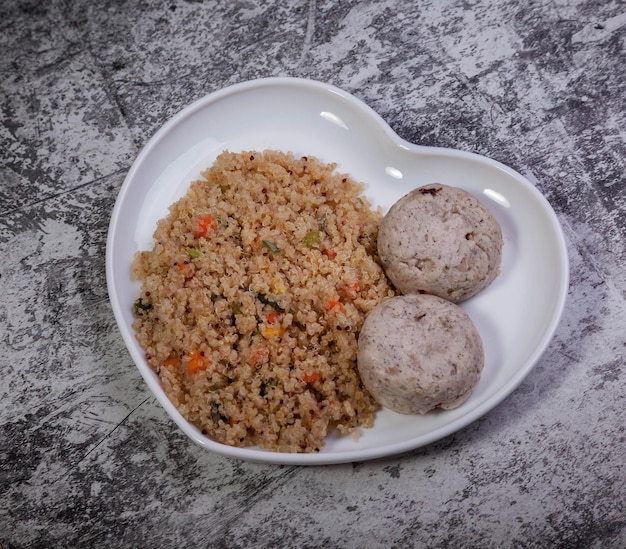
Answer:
357, 294, 484, 414
377, 184, 503, 302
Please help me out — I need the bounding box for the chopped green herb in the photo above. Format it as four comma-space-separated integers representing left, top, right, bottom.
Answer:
231, 303, 242, 315
260, 377, 277, 396
210, 402, 227, 425
257, 293, 284, 312
186, 248, 203, 259
133, 297, 153, 317
302, 230, 322, 249
261, 239, 281, 254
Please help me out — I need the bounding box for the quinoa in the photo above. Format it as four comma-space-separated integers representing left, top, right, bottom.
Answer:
132, 150, 396, 453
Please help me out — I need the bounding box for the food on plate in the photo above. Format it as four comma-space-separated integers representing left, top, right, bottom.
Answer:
377, 183, 503, 302
357, 293, 484, 414
132, 150, 396, 453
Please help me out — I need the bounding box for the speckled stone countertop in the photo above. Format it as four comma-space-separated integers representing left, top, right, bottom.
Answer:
1, 1, 624, 547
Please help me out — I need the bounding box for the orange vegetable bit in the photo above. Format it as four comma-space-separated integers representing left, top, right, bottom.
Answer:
303, 370, 319, 384
266, 311, 281, 324
163, 354, 181, 369
177, 262, 195, 274
248, 344, 269, 364
187, 350, 209, 375
192, 215, 217, 238
325, 299, 343, 313
262, 325, 284, 339
322, 248, 337, 259
175, 262, 196, 280
341, 281, 360, 300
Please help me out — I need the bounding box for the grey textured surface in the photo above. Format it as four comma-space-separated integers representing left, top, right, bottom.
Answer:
1, 0, 624, 547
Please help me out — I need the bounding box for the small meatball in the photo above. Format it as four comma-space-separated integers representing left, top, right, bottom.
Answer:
377, 184, 503, 302
357, 294, 484, 414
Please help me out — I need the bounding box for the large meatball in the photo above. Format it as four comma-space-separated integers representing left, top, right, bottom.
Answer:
357, 294, 484, 414
377, 184, 503, 302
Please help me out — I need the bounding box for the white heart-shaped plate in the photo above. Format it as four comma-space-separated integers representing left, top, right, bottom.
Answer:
106, 78, 569, 465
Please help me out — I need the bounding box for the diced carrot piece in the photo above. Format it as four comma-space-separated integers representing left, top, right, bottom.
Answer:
267, 311, 280, 324
325, 299, 343, 313
323, 248, 337, 259
248, 344, 269, 364
341, 281, 360, 300
192, 215, 217, 238
187, 350, 209, 375
163, 354, 181, 369
303, 370, 319, 383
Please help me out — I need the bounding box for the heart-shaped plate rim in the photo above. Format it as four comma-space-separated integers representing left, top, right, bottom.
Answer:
106, 77, 569, 465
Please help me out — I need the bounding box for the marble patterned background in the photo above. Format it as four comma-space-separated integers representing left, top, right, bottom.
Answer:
1, 0, 624, 547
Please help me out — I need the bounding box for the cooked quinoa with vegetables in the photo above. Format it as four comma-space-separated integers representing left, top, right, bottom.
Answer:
132, 150, 396, 453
